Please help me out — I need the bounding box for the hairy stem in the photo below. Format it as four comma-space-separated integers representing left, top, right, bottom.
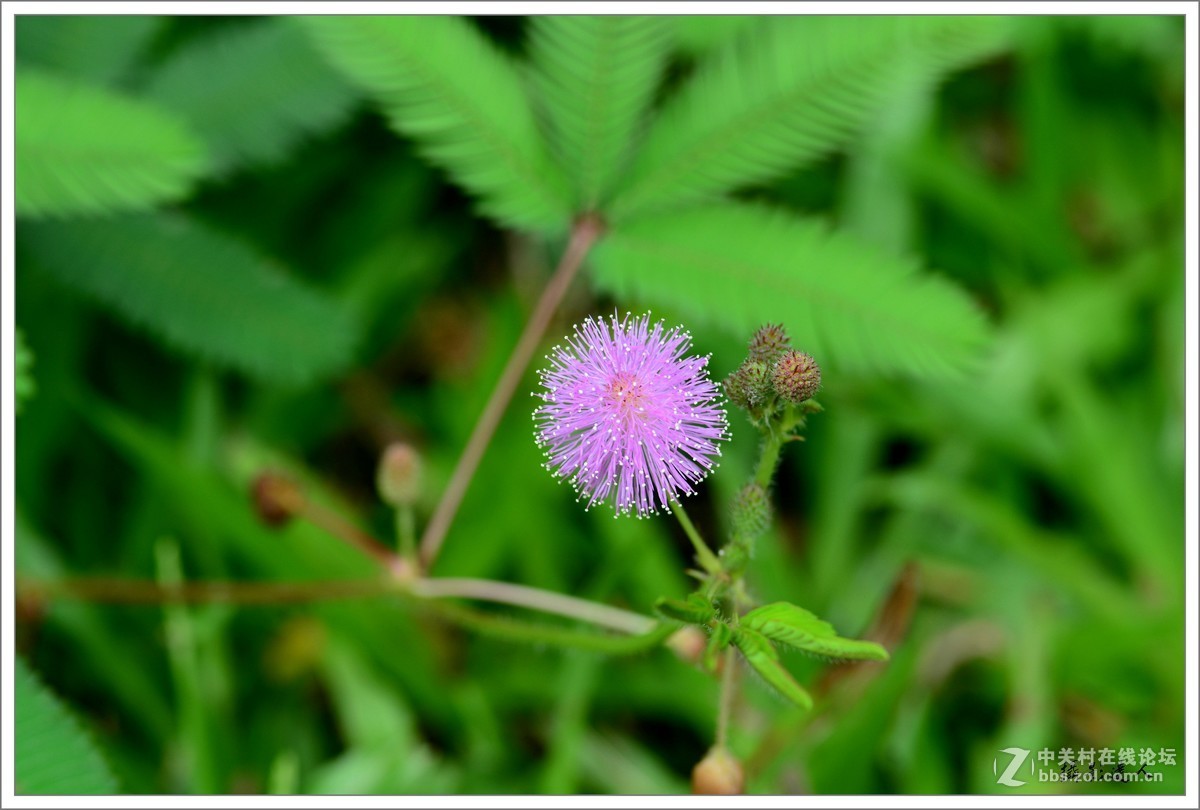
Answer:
411, 577, 655, 635
419, 214, 605, 572
716, 647, 738, 749
754, 405, 803, 489
670, 499, 723, 575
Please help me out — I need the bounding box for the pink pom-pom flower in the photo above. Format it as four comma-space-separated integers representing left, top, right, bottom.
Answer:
533, 312, 728, 517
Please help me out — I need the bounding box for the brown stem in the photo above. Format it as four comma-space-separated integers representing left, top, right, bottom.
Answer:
19, 577, 397, 605
418, 214, 605, 571
297, 498, 406, 575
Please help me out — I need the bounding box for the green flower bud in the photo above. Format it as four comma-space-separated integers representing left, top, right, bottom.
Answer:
771, 350, 821, 404
377, 443, 422, 507
722, 360, 771, 410
731, 482, 771, 541
747, 323, 791, 363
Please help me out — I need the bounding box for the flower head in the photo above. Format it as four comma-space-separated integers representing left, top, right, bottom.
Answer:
772, 350, 821, 403
534, 313, 728, 517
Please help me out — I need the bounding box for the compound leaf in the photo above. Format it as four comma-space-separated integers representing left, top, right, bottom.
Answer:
299, 16, 570, 232
528, 16, 670, 209
16, 657, 117, 794
16, 70, 207, 218
20, 214, 359, 386
590, 203, 991, 379
611, 16, 1009, 219
144, 19, 359, 173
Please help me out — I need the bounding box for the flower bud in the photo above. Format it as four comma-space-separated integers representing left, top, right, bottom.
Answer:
377, 443, 421, 507
691, 747, 745, 795
731, 482, 771, 541
747, 323, 791, 363
252, 472, 302, 528
722, 360, 771, 410
771, 350, 821, 404
666, 626, 708, 665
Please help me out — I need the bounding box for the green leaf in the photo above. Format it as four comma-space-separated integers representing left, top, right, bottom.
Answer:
610, 16, 1009, 219
16, 15, 164, 85
143, 20, 359, 173
16, 327, 36, 414
15, 70, 208, 218
589, 203, 991, 379
528, 16, 670, 209
742, 602, 889, 662
654, 594, 715, 625
703, 621, 736, 674
733, 627, 813, 711
20, 214, 359, 385
670, 16, 757, 58
16, 657, 117, 794
299, 16, 570, 232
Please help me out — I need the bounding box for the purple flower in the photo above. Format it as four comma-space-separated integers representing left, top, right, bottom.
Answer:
534, 312, 729, 517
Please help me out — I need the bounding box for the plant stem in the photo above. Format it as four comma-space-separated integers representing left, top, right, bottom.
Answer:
670, 499, 723, 575
395, 504, 416, 560
22, 576, 399, 604
715, 647, 738, 749
754, 405, 803, 489
411, 576, 655, 635
22, 572, 657, 636
429, 600, 673, 655
419, 214, 605, 572
20, 573, 669, 656
294, 495, 402, 572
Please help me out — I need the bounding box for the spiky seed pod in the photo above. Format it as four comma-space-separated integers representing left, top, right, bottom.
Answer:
772, 350, 821, 404
691, 747, 745, 795
377, 442, 422, 507
722, 360, 771, 410
731, 482, 771, 540
747, 323, 791, 364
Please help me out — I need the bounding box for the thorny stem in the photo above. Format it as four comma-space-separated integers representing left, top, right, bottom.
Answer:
419, 214, 605, 572
670, 499, 723, 576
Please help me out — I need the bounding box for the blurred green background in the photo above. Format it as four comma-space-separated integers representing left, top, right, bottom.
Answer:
13, 14, 1185, 795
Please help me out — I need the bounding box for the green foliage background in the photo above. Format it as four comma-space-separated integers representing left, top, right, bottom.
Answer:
14, 14, 1185, 795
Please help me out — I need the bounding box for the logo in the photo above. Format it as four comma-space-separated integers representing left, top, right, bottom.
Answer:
994, 747, 1031, 787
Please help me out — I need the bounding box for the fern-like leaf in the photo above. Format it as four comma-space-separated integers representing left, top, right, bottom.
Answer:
16, 15, 164, 86
610, 16, 1010, 220
20, 214, 359, 385
299, 16, 570, 232
16, 70, 207, 218
16, 657, 117, 794
589, 203, 990, 379
143, 20, 359, 173
528, 16, 670, 210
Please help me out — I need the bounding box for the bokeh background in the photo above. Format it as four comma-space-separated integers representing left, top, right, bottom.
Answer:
13, 14, 1186, 795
